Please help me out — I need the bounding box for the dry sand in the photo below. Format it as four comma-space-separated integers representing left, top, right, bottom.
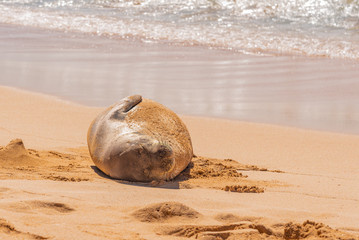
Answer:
0, 86, 359, 240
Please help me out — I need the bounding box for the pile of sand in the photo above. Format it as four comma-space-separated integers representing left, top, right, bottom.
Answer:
132, 202, 200, 222
0, 139, 46, 167
176, 156, 280, 192
0, 139, 93, 182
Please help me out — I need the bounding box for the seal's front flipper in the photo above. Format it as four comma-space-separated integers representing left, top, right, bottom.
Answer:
110, 95, 142, 120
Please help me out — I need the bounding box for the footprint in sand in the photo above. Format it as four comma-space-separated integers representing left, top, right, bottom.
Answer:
214, 213, 261, 224
157, 220, 358, 240
0, 187, 10, 198
132, 202, 358, 240
0, 218, 47, 239
158, 222, 275, 239
3, 200, 74, 214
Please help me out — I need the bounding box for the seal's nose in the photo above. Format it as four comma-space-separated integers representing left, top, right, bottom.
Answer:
153, 144, 173, 172
156, 144, 172, 158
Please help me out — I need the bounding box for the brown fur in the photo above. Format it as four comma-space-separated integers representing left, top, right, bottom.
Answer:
87, 95, 193, 182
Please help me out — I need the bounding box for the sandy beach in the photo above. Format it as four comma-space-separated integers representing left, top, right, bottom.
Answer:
1, 22, 359, 239
1, 85, 359, 239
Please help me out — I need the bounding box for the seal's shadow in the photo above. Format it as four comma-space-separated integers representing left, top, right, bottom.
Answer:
90, 165, 181, 189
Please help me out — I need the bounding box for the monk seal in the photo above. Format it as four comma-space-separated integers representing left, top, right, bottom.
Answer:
87, 95, 193, 182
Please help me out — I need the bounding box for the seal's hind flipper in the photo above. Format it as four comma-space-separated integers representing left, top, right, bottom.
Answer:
110, 95, 142, 120
122, 95, 142, 113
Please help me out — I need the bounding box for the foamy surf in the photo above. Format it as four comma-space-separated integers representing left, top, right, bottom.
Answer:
0, 0, 358, 59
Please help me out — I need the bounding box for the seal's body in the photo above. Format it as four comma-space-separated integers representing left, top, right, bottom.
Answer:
87, 95, 193, 182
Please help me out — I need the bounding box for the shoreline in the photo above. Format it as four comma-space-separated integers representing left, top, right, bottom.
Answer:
1, 23, 359, 135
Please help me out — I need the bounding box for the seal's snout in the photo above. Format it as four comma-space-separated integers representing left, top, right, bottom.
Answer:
160, 157, 175, 172
142, 142, 173, 171
148, 143, 173, 171
156, 144, 172, 158
138, 142, 175, 180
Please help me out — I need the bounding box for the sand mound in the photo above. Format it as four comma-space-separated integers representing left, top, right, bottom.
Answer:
178, 157, 246, 179
0, 139, 44, 166
1, 139, 28, 156
177, 156, 280, 192
0, 139, 94, 181
283, 220, 354, 239
132, 202, 201, 222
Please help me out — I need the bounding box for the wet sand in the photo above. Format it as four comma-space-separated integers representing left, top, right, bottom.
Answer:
1, 24, 359, 135
0, 24, 359, 239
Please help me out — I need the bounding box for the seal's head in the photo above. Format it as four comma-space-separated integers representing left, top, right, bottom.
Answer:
106, 136, 175, 182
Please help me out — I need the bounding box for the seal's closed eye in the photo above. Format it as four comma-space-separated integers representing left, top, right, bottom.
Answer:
156, 145, 172, 158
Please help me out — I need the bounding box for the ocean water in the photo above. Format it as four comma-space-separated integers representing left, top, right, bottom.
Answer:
0, 0, 359, 59
0, 1, 359, 135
